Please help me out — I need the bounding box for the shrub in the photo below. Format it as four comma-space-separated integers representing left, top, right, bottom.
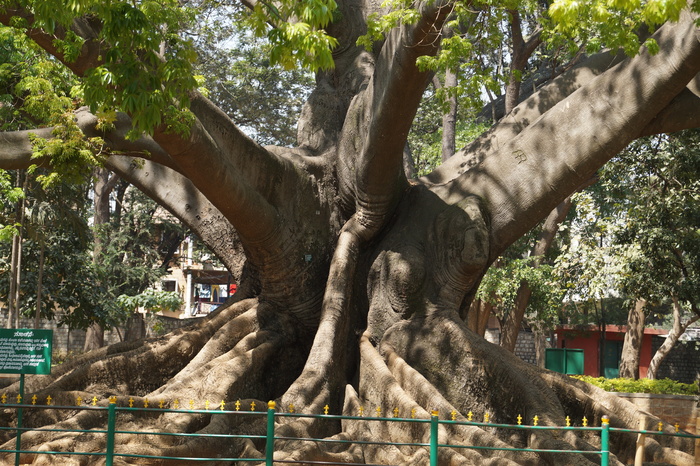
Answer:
571, 375, 699, 396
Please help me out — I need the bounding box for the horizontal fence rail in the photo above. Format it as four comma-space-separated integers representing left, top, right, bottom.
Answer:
1, 397, 699, 465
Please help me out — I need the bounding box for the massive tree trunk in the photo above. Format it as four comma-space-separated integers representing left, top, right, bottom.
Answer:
1, 1, 700, 464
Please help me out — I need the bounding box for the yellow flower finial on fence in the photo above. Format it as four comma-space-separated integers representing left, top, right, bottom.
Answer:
450, 410, 456, 421
359, 406, 364, 417
76, 396, 82, 406
675, 423, 680, 433
323, 405, 329, 415
394, 407, 400, 418
566, 416, 571, 427
189, 400, 195, 410
92, 396, 98, 406
144, 399, 149, 408
129, 398, 134, 408
375, 407, 381, 417
205, 400, 210, 410
484, 413, 490, 423
17, 394, 22, 404
31, 394, 37, 405
220, 400, 226, 411
1, 393, 6, 403
467, 411, 473, 421
159, 400, 165, 409
174, 399, 180, 409
411, 408, 416, 419
46, 395, 52, 406
517, 414, 522, 425
250, 401, 256, 411
533, 415, 539, 426
582, 416, 588, 427
288, 404, 294, 413
658, 422, 663, 432
235, 400, 241, 411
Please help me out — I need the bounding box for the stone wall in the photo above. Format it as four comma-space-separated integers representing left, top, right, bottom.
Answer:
514, 330, 537, 365
615, 392, 700, 434
652, 336, 700, 384
485, 328, 538, 365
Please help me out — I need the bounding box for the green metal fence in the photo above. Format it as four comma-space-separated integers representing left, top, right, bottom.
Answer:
1, 400, 697, 465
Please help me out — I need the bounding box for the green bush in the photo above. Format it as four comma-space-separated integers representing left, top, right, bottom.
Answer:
571, 375, 699, 396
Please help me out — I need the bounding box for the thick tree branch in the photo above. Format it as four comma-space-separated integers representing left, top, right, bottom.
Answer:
424, 48, 629, 186
0, 122, 245, 272
73, 109, 179, 170
106, 156, 244, 274
0, 7, 103, 76
0, 110, 175, 170
638, 75, 700, 136
435, 10, 700, 259
0, 128, 53, 169
0, 7, 309, 262
149, 93, 324, 267
337, 0, 454, 235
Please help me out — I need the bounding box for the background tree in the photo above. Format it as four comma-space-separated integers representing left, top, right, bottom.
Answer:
475, 226, 566, 351
192, 3, 315, 147
0, 24, 189, 342
554, 129, 700, 379
115, 288, 182, 340
605, 130, 700, 379
0, 0, 699, 464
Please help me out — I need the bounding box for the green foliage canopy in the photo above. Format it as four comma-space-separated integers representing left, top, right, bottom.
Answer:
556, 130, 700, 316
116, 288, 182, 315
1, 0, 339, 139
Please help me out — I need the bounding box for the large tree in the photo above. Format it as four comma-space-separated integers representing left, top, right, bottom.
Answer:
1, 0, 700, 464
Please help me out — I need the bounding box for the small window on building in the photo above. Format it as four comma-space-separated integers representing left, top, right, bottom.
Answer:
162, 280, 177, 292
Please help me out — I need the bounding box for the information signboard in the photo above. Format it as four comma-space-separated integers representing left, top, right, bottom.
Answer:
0, 329, 53, 375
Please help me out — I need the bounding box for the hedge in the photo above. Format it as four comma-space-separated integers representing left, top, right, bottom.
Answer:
571, 375, 699, 396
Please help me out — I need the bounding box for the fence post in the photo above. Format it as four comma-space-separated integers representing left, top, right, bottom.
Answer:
106, 401, 117, 466
14, 373, 25, 466
695, 416, 700, 466
266, 401, 276, 466
601, 415, 610, 466
635, 418, 646, 466
430, 410, 439, 466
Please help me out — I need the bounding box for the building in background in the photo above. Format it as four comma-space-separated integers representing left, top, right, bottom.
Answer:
157, 236, 236, 319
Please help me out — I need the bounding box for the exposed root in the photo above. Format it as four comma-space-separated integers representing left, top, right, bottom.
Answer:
280, 218, 363, 437
1, 297, 696, 465
346, 335, 530, 465
0, 298, 311, 464
2, 299, 256, 398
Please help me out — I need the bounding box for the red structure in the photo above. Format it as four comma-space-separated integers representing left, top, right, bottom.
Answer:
554, 325, 668, 378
